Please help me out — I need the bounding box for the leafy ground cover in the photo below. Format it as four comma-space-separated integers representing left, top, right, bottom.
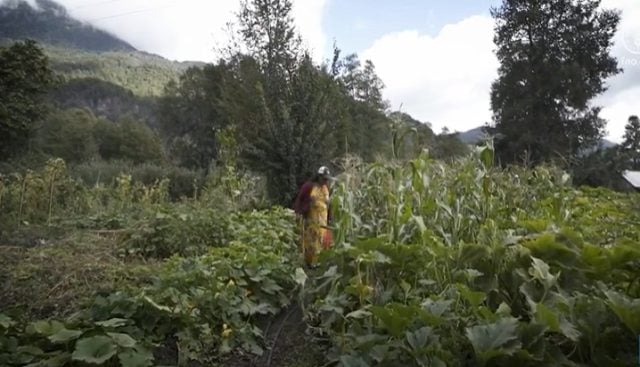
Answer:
1, 147, 639, 366
302, 149, 640, 366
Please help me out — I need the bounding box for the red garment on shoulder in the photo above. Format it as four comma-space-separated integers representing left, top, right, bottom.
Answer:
293, 181, 314, 216
293, 181, 332, 222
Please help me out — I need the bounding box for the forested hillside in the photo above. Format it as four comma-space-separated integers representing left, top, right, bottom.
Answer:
0, 0, 134, 52
42, 44, 199, 97
1, 0, 199, 98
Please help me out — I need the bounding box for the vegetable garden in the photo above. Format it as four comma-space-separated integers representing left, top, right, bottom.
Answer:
1, 147, 639, 366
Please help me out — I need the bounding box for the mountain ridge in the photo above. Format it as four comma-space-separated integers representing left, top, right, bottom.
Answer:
0, 0, 205, 97
0, 0, 135, 52
457, 125, 618, 150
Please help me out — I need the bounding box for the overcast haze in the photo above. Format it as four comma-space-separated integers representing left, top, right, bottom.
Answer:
30, 0, 640, 142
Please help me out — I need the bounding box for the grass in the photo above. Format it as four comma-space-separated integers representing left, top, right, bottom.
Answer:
0, 226, 158, 320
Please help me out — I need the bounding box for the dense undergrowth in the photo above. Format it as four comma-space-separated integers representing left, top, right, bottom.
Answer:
1, 147, 639, 366
303, 150, 640, 366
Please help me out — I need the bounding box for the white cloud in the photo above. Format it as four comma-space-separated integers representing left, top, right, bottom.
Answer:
597, 0, 640, 142
362, 15, 498, 134
292, 0, 330, 60
50, 0, 328, 62
363, 2, 640, 142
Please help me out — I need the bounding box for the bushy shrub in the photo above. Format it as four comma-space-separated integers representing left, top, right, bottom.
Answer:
71, 160, 133, 186
35, 108, 99, 163
120, 206, 296, 259
72, 160, 204, 200
93, 117, 165, 164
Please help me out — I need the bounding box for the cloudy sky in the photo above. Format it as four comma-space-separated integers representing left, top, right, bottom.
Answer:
33, 0, 640, 141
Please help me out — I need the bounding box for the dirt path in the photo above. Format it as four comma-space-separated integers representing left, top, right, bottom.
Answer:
221, 304, 326, 367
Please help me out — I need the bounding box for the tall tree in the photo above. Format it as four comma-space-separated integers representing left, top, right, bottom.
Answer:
36, 108, 97, 163
332, 51, 391, 160
621, 115, 640, 169
238, 0, 300, 93
490, 0, 620, 165
231, 0, 341, 204
158, 64, 231, 170
0, 40, 54, 160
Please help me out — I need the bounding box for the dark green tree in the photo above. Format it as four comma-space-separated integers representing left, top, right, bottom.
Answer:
238, 0, 300, 89
0, 39, 54, 160
231, 0, 342, 204
332, 50, 391, 160
621, 115, 640, 169
93, 117, 164, 164
158, 64, 230, 169
35, 108, 97, 163
490, 0, 620, 165
572, 146, 624, 189
433, 132, 470, 160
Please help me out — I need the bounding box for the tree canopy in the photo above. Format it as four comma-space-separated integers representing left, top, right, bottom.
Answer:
0, 39, 54, 160
490, 0, 620, 166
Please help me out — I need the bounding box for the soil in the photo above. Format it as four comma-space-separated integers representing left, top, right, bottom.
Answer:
220, 305, 326, 367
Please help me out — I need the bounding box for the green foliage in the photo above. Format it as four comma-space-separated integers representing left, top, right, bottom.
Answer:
0, 39, 54, 160
121, 206, 296, 259
158, 64, 230, 170
27, 107, 165, 166
42, 44, 195, 97
225, 52, 342, 204
491, 0, 620, 165
94, 117, 165, 164
35, 108, 98, 163
0, 312, 153, 367
0, 159, 171, 226
1, 206, 301, 366
49, 77, 157, 125
302, 147, 640, 366
620, 115, 640, 170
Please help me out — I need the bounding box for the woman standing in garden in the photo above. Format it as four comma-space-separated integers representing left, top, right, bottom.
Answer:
294, 166, 332, 269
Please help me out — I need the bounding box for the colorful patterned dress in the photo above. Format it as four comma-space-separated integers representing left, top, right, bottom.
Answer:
301, 183, 329, 267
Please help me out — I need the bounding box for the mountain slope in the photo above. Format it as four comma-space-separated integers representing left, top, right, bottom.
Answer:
459, 125, 618, 151
49, 77, 159, 127
0, 0, 203, 97
44, 44, 198, 97
0, 0, 134, 52
458, 126, 490, 145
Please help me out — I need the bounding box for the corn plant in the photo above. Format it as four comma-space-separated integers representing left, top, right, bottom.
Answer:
305, 145, 640, 366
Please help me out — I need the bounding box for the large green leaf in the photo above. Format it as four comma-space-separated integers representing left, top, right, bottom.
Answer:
606, 290, 640, 334
535, 303, 560, 331
529, 257, 558, 290
466, 317, 522, 365
346, 309, 372, 319
0, 314, 15, 329
340, 355, 370, 367
71, 336, 118, 364
118, 348, 153, 367
94, 318, 130, 328
48, 328, 83, 343
371, 304, 426, 338
30, 320, 65, 336
524, 233, 580, 269
25, 353, 70, 367
405, 327, 436, 351
457, 284, 487, 307
107, 332, 137, 348
421, 298, 452, 318
294, 267, 307, 287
